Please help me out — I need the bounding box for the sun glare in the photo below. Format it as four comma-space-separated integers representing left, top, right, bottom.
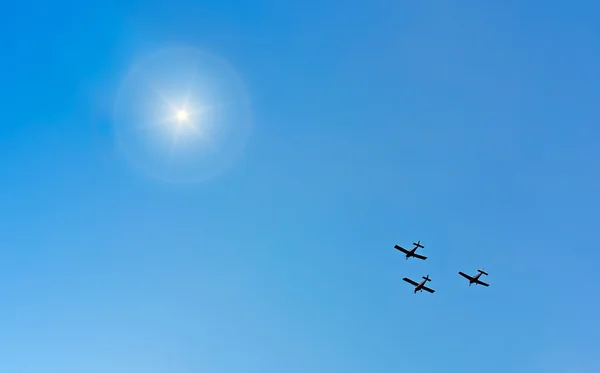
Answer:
114, 47, 252, 183
176, 109, 189, 122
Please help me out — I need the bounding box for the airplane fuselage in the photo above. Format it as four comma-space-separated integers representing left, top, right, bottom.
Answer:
405, 248, 417, 259
414, 280, 427, 293
468, 272, 483, 286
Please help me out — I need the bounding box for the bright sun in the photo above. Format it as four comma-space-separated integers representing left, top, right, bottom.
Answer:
176, 109, 189, 122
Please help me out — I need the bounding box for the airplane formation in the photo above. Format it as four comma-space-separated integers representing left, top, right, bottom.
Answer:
394, 241, 490, 294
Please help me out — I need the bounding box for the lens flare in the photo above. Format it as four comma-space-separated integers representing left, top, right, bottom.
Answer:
113, 47, 252, 183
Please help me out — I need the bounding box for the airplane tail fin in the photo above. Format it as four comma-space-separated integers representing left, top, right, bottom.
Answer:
422, 275, 431, 282
413, 241, 424, 249
478, 269, 489, 276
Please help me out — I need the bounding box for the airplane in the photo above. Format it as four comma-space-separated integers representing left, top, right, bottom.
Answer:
458, 268, 489, 287
394, 240, 427, 260
403, 275, 435, 294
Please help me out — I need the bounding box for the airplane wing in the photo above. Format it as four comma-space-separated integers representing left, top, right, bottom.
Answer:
458, 272, 474, 281
412, 253, 427, 260
421, 286, 435, 293
403, 278, 419, 286
394, 245, 410, 255
476, 280, 490, 287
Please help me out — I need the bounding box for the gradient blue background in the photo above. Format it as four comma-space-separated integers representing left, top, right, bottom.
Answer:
1, 1, 599, 372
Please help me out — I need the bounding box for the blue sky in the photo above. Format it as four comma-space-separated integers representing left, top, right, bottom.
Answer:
1, 1, 599, 372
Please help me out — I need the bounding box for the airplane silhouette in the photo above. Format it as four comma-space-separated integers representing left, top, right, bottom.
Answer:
458, 268, 489, 287
394, 241, 427, 260
403, 275, 435, 294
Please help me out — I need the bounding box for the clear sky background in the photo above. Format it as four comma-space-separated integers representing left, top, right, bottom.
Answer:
1, 1, 599, 372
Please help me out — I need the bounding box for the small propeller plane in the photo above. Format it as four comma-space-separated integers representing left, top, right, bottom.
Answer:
403, 275, 435, 294
394, 240, 427, 260
458, 269, 489, 287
